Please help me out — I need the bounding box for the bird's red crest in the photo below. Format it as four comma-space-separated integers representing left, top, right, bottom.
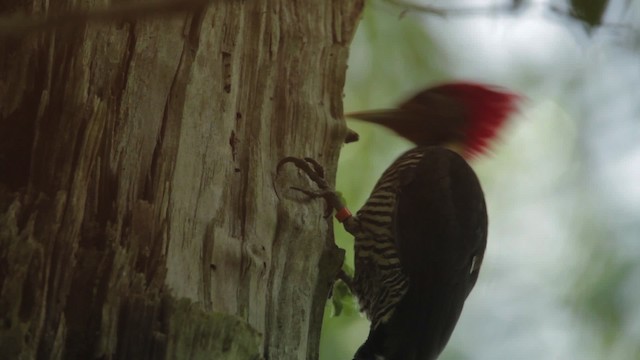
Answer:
432, 82, 521, 158
346, 81, 521, 158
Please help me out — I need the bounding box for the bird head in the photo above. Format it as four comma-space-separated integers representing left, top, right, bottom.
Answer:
346, 82, 521, 158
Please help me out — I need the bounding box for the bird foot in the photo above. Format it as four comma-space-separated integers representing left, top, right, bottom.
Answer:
337, 268, 354, 291
277, 157, 352, 222
277, 156, 328, 188
289, 187, 336, 218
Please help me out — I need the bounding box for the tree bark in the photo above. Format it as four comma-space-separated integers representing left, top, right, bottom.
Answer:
0, 1, 363, 359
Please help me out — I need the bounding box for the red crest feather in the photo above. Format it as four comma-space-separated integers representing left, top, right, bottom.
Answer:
431, 82, 521, 158
347, 81, 521, 159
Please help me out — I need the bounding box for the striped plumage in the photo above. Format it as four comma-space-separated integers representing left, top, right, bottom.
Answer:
349, 146, 487, 360
344, 82, 519, 360
352, 148, 425, 327
278, 82, 518, 360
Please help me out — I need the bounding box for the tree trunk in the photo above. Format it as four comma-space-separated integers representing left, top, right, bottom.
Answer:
0, 1, 363, 359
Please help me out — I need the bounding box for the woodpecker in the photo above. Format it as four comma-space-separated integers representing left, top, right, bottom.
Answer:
279, 82, 519, 360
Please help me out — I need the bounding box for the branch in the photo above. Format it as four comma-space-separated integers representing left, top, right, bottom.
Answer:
0, 0, 214, 38
383, 0, 448, 17
383, 0, 638, 33
383, 0, 520, 18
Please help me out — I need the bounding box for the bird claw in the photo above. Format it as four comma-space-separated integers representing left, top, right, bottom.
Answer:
289, 187, 335, 218
302, 157, 326, 179
277, 157, 329, 190
337, 269, 354, 292
277, 156, 347, 219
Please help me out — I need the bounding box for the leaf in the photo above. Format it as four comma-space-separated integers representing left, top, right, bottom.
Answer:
329, 271, 358, 317
570, 0, 610, 30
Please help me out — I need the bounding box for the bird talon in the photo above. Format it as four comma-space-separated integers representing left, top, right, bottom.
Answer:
290, 187, 337, 217
289, 186, 318, 197
277, 156, 329, 190
303, 157, 326, 179
279, 156, 348, 221
290, 186, 332, 199
337, 269, 354, 292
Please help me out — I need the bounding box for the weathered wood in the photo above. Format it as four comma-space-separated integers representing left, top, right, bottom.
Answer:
0, 1, 363, 358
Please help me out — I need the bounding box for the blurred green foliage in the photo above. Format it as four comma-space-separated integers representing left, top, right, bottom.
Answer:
319, 1, 640, 359
320, 3, 443, 359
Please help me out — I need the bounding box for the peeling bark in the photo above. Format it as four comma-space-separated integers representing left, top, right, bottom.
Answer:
0, 1, 363, 359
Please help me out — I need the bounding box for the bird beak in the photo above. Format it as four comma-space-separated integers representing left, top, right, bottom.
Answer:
345, 109, 406, 124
